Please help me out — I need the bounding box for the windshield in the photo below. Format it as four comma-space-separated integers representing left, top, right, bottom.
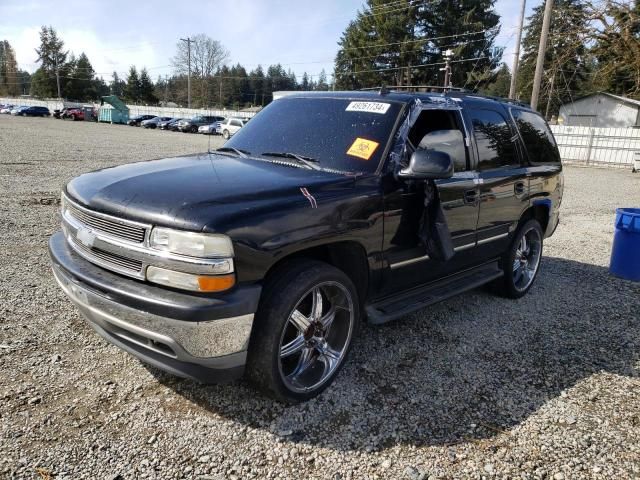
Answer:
225, 96, 403, 173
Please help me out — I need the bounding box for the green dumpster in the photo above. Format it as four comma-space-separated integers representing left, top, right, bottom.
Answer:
98, 95, 129, 124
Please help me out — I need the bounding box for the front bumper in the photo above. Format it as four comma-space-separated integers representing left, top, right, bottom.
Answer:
49, 232, 261, 383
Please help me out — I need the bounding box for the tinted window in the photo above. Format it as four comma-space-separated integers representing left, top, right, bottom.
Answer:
511, 109, 561, 164
468, 109, 517, 170
226, 97, 403, 173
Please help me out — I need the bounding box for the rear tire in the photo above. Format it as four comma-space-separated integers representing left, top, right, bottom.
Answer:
222, 130, 230, 139
246, 260, 360, 403
490, 219, 543, 299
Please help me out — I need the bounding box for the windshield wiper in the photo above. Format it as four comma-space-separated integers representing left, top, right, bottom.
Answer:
261, 152, 320, 170
214, 147, 250, 158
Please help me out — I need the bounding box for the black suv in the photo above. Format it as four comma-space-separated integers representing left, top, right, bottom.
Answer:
49, 91, 563, 402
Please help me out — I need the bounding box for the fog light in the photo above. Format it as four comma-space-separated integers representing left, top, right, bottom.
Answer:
146, 266, 235, 292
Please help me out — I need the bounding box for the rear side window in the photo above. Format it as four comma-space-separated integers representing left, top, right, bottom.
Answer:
511, 109, 561, 164
468, 109, 517, 170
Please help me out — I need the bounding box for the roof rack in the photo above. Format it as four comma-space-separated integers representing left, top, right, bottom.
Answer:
360, 85, 470, 93
449, 92, 530, 108
358, 85, 531, 108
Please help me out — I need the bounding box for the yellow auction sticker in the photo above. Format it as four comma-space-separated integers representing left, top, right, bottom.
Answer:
346, 138, 379, 160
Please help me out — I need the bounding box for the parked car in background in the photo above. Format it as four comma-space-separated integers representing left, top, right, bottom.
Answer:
177, 115, 221, 133
127, 114, 156, 126
10, 106, 29, 115
219, 117, 248, 139
0, 104, 15, 114
158, 118, 181, 130
62, 108, 85, 121
142, 116, 173, 129
198, 117, 226, 135
21, 106, 50, 117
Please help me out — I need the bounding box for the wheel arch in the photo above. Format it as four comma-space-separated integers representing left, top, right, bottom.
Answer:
261, 241, 370, 307
520, 199, 551, 233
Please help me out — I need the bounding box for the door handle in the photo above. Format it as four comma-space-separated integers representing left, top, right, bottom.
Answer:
514, 182, 526, 195
464, 189, 478, 204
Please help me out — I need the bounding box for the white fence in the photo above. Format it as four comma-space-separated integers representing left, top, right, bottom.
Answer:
551, 125, 640, 168
0, 97, 255, 120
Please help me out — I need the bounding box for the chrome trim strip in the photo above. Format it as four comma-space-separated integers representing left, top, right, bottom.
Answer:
389, 254, 430, 269
454, 243, 476, 252
477, 232, 509, 245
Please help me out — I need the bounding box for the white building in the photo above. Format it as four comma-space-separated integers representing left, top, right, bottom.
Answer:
559, 92, 640, 128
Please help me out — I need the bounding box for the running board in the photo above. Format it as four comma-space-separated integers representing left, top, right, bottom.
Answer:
365, 261, 503, 325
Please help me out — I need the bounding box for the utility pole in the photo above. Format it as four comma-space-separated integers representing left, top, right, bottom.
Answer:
545, 71, 555, 120
531, 0, 554, 110
179, 37, 194, 108
54, 55, 62, 100
162, 74, 169, 105
509, 0, 527, 99
440, 49, 454, 91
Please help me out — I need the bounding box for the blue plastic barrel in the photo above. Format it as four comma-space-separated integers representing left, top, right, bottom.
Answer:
609, 208, 640, 282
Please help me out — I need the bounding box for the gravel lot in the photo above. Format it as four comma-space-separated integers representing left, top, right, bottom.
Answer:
1, 115, 640, 480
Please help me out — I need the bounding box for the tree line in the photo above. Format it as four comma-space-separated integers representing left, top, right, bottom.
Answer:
1, 26, 331, 108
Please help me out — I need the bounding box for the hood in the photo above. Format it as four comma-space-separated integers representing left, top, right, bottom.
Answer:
66, 153, 356, 232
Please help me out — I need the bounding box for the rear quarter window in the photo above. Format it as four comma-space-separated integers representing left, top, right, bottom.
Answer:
511, 109, 561, 164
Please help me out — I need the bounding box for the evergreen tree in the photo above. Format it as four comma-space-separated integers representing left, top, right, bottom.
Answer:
334, 0, 499, 90
0, 40, 19, 96
124, 66, 141, 102
33, 26, 68, 97
110, 71, 125, 97
139, 68, 157, 104
334, 0, 418, 89
480, 63, 511, 97
316, 69, 330, 90
516, 0, 590, 117
65, 52, 95, 101
591, 1, 640, 98
300, 72, 311, 91
416, 0, 501, 88
249, 65, 266, 105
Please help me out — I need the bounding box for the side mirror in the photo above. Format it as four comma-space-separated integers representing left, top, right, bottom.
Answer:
399, 149, 454, 180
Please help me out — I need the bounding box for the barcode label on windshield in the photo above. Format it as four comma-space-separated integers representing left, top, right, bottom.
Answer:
346, 101, 391, 115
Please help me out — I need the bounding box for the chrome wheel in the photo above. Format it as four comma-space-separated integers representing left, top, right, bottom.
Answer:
513, 226, 542, 291
278, 281, 354, 393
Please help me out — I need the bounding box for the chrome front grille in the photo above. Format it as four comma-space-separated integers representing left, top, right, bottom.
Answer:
65, 200, 147, 244
60, 193, 234, 282
70, 236, 143, 275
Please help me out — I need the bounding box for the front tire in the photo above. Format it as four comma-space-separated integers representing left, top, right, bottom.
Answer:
246, 260, 359, 403
491, 219, 543, 299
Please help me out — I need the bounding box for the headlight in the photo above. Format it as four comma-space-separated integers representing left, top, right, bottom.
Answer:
146, 266, 235, 292
149, 227, 234, 258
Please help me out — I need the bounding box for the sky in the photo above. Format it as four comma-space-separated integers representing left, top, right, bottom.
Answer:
0, 0, 537, 83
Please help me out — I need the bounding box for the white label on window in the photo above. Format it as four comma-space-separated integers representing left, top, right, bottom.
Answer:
346, 101, 391, 115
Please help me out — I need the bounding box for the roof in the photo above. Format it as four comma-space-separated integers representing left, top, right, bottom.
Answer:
561, 91, 640, 109
277, 90, 535, 112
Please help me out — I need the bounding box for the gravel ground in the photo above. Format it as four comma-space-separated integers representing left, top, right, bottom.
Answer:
1, 115, 640, 480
